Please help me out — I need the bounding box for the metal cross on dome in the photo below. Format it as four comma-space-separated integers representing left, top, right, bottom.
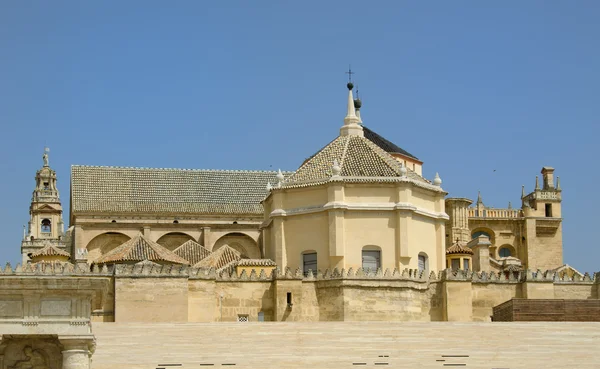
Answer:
345, 65, 355, 83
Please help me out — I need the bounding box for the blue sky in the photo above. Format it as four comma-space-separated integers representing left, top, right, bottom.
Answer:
1, 1, 598, 272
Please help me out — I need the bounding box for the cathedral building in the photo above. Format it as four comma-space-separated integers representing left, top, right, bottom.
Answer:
20, 82, 565, 277
1, 82, 596, 369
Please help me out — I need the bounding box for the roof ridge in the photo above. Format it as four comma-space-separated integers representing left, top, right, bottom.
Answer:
71, 164, 294, 174
353, 135, 403, 176
339, 135, 351, 170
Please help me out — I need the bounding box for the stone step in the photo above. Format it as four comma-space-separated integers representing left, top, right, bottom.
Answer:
91, 322, 600, 369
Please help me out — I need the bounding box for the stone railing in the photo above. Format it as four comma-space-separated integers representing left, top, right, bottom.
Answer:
21, 239, 66, 247
468, 208, 522, 218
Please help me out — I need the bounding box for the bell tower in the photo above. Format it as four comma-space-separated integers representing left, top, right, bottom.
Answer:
21, 148, 67, 263
520, 166, 563, 270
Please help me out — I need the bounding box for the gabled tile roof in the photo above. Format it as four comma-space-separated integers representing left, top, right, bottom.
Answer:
173, 240, 211, 265
363, 126, 419, 160
30, 244, 70, 258
284, 135, 428, 185
193, 245, 241, 270
94, 233, 190, 265
446, 240, 474, 255
71, 166, 293, 216
237, 259, 277, 267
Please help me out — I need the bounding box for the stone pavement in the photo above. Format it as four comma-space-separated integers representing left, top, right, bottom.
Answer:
91, 321, 600, 369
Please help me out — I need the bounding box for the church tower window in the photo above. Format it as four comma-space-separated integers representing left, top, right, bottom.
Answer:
41, 219, 51, 233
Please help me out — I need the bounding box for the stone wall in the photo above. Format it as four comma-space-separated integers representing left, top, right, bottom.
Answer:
1, 263, 599, 323
113, 265, 189, 322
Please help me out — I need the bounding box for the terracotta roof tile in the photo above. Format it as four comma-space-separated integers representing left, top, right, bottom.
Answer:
30, 244, 70, 258
193, 245, 241, 270
95, 233, 190, 265
363, 126, 419, 160
285, 135, 428, 185
71, 166, 292, 215
237, 259, 276, 267
173, 240, 211, 265
446, 240, 474, 255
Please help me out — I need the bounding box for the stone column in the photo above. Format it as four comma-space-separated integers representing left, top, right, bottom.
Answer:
59, 337, 95, 369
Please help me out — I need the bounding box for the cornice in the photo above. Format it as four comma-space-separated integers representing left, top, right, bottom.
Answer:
269, 201, 449, 221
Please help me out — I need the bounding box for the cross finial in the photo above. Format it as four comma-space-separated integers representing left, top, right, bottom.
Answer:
345, 65, 354, 83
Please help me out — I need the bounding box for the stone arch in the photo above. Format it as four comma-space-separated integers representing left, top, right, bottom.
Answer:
213, 232, 261, 259
155, 232, 194, 251
471, 227, 495, 245
86, 232, 131, 263
497, 244, 516, 258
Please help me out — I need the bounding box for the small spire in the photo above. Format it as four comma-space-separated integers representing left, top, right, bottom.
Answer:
433, 172, 442, 186
43, 147, 50, 167
332, 159, 341, 177
477, 191, 483, 204
276, 169, 284, 188
521, 185, 526, 198
266, 182, 273, 191
535, 175, 540, 190
556, 176, 561, 190
354, 86, 363, 124
508, 201, 512, 209
340, 74, 364, 137
399, 163, 407, 177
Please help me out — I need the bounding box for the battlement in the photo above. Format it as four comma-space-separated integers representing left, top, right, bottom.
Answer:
1, 263, 597, 285
0, 262, 112, 276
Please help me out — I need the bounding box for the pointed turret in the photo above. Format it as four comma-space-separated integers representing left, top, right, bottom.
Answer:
340, 83, 364, 137
477, 191, 483, 205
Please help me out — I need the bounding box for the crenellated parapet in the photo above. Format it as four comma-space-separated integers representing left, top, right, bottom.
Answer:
0, 262, 112, 276
114, 263, 188, 278
303, 267, 437, 281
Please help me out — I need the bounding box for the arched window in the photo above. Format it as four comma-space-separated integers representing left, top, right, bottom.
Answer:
499, 247, 511, 258
362, 246, 381, 271
302, 251, 317, 276
418, 252, 429, 272
41, 219, 51, 233
472, 231, 491, 240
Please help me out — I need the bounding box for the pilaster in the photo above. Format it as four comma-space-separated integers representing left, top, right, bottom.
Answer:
442, 270, 473, 321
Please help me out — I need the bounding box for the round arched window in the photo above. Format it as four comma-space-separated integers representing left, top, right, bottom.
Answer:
499, 247, 511, 258
472, 231, 491, 240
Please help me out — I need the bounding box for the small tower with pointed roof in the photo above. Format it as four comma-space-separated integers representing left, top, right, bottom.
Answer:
21, 148, 68, 264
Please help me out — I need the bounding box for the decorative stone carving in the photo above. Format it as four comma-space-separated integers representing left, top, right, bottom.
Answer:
8, 346, 49, 369
1, 337, 62, 369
